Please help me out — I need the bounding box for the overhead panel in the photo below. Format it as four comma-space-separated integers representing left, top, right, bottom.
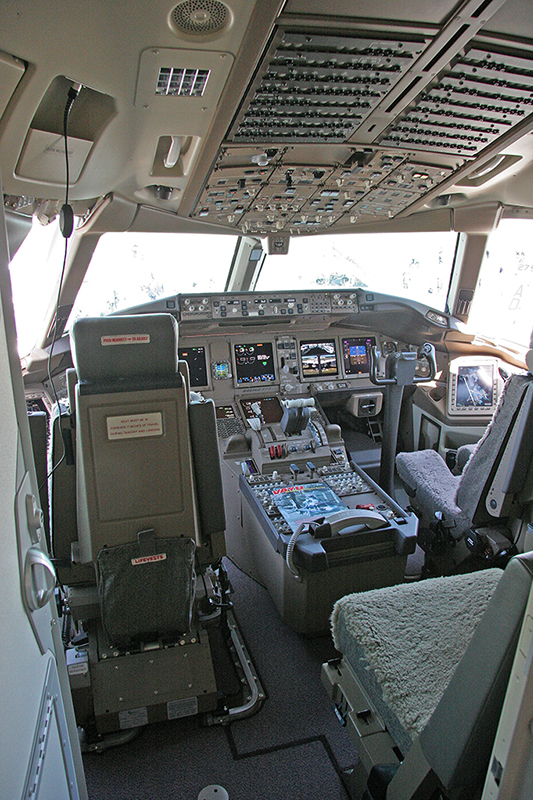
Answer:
192, 146, 454, 234
382, 43, 533, 155
227, 29, 429, 144
191, 14, 533, 236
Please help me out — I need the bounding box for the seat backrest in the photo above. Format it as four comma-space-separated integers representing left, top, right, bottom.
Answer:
71, 313, 200, 565
456, 373, 533, 528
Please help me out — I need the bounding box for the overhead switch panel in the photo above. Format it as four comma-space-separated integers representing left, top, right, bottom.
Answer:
382, 44, 533, 155
227, 29, 429, 144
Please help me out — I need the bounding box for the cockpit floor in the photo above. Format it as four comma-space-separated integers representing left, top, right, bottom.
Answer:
83, 558, 356, 800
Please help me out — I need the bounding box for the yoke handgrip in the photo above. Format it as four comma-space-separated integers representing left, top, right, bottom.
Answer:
413, 342, 437, 383
369, 343, 437, 386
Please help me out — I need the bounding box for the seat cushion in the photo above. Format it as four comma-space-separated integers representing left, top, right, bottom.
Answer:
331, 568, 503, 755
395, 449, 470, 537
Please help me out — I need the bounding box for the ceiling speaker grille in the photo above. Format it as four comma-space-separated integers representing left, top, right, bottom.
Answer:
171, 0, 229, 35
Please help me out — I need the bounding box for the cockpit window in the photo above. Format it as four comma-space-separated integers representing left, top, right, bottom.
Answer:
68, 232, 239, 325
255, 231, 457, 312
467, 219, 533, 350
9, 217, 65, 356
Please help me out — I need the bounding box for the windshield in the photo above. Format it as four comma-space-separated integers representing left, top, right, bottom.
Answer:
256, 231, 457, 311
68, 232, 238, 326
10, 226, 458, 355
467, 218, 533, 350
8, 217, 65, 356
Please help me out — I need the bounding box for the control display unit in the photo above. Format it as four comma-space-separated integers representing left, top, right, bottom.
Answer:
179, 346, 208, 388
341, 336, 376, 376
300, 340, 338, 379
234, 342, 276, 385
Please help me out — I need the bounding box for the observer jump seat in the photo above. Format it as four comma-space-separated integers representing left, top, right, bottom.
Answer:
62, 313, 227, 734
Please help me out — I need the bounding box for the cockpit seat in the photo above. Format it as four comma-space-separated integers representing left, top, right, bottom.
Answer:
395, 371, 533, 543
59, 313, 229, 736
323, 551, 533, 799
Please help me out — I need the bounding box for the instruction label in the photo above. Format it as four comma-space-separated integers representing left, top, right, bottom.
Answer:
131, 553, 167, 566
107, 412, 163, 440
167, 697, 198, 720
101, 333, 151, 346
119, 707, 149, 730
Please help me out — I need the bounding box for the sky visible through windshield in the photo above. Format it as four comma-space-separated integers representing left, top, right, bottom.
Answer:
10, 227, 457, 356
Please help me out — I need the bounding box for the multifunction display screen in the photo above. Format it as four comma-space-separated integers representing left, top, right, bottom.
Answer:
234, 342, 276, 384
456, 364, 494, 409
341, 336, 376, 376
300, 340, 338, 378
240, 396, 283, 424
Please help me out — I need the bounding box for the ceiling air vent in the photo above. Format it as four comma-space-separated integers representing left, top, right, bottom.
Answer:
155, 67, 210, 97
170, 0, 230, 36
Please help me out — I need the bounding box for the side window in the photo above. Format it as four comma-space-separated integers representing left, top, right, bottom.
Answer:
468, 219, 533, 349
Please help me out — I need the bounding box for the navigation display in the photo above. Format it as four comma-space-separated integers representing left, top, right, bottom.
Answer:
178, 346, 208, 387
240, 396, 283, 424
456, 364, 494, 409
234, 342, 276, 385
300, 340, 338, 378
342, 336, 376, 376
448, 357, 499, 416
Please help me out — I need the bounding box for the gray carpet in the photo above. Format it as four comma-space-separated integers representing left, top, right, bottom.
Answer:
83, 559, 355, 800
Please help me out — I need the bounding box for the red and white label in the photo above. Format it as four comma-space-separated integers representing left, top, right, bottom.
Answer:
101, 334, 151, 346
107, 412, 163, 440
131, 553, 167, 566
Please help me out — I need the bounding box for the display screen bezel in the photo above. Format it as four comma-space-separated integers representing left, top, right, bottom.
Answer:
239, 396, 283, 424
447, 357, 499, 417
178, 345, 209, 388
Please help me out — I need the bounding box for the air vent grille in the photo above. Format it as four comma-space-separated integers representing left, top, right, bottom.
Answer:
382, 44, 533, 155
228, 30, 429, 144
156, 67, 210, 97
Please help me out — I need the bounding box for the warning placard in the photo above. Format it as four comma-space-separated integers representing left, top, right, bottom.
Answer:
107, 412, 163, 440
101, 334, 151, 346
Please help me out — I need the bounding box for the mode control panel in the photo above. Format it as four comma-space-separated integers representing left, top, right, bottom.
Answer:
178, 291, 359, 321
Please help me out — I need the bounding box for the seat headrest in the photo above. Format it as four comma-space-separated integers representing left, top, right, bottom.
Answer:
71, 314, 181, 393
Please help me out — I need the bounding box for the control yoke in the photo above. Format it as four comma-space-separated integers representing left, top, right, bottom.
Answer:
369, 343, 437, 386
369, 343, 437, 497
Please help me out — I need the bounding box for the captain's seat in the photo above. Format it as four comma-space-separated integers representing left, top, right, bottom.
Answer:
66, 313, 227, 736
